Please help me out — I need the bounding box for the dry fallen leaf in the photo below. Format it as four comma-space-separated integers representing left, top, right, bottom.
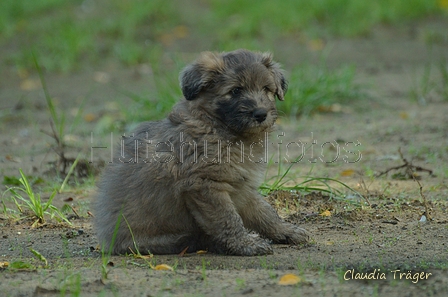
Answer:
172, 25, 189, 38
319, 210, 331, 217
20, 79, 41, 91
134, 254, 153, 260
84, 113, 97, 122
340, 169, 355, 177
196, 250, 208, 255
5, 155, 21, 163
307, 38, 325, 51
152, 264, 174, 271
399, 111, 409, 119
278, 273, 301, 285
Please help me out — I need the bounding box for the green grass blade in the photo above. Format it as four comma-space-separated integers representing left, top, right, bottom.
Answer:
59, 154, 80, 193
30, 248, 48, 267
32, 52, 59, 127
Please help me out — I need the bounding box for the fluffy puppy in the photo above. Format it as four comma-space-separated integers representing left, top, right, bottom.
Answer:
94, 49, 309, 255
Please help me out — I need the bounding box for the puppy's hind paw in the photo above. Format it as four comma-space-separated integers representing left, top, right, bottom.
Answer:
285, 225, 310, 245
269, 223, 310, 245
228, 237, 273, 256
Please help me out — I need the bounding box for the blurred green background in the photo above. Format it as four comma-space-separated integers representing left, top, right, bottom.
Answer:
1, 0, 446, 72
1, 0, 447, 120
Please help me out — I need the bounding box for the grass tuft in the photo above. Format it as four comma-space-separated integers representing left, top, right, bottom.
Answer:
3, 169, 71, 227
261, 154, 365, 205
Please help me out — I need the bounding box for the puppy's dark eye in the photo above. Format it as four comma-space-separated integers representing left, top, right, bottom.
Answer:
263, 86, 270, 93
231, 87, 242, 96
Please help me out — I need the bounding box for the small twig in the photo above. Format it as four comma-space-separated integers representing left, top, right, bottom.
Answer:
375, 148, 432, 220
41, 120, 69, 174
357, 176, 372, 207
178, 246, 189, 257
408, 165, 434, 175
69, 205, 80, 219
49, 119, 62, 147
376, 147, 433, 178
411, 170, 431, 221
49, 120, 67, 173
376, 164, 407, 177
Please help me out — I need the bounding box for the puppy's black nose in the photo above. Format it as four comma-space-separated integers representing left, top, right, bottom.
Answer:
252, 108, 268, 123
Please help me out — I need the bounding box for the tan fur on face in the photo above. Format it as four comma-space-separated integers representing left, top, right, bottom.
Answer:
94, 49, 308, 256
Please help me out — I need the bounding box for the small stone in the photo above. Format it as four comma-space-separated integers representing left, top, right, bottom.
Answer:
241, 288, 254, 295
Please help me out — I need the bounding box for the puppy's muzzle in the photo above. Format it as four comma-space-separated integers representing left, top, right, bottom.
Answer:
252, 108, 268, 123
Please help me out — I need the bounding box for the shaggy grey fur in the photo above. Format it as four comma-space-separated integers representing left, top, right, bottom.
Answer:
94, 49, 309, 256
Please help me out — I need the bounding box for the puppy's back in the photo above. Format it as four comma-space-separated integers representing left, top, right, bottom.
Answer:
94, 119, 189, 253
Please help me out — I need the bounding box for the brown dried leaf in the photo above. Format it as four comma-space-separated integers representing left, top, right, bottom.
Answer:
340, 169, 355, 177
172, 25, 189, 38
135, 254, 153, 260
20, 79, 41, 91
153, 264, 173, 271
84, 113, 97, 122
5, 155, 21, 163
278, 273, 301, 285
399, 111, 409, 119
307, 39, 325, 51
319, 210, 332, 217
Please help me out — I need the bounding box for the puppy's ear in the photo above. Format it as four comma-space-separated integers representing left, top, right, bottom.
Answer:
260, 53, 288, 101
179, 64, 205, 101
179, 52, 224, 101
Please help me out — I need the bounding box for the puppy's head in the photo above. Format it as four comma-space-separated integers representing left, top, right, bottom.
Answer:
179, 49, 287, 135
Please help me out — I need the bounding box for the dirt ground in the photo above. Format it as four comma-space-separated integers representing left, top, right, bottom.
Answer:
1, 20, 448, 296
